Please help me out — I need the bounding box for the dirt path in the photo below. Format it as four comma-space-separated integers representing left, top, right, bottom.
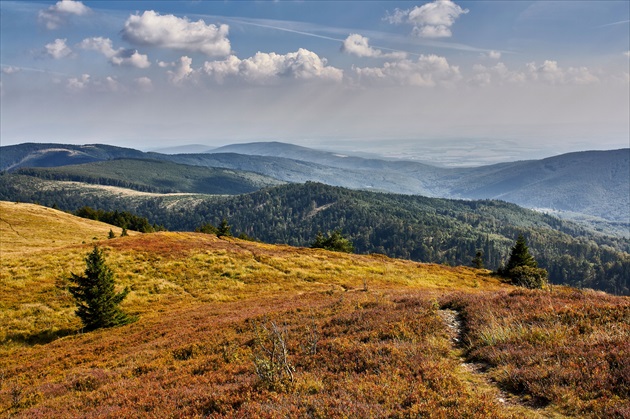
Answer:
437, 309, 565, 418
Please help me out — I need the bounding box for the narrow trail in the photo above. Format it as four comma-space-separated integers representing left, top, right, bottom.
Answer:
0, 217, 27, 240
437, 309, 557, 417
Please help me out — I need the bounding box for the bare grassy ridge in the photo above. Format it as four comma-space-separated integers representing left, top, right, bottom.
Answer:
1, 202, 628, 417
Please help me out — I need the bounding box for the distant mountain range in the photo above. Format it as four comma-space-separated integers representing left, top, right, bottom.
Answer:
1, 142, 628, 224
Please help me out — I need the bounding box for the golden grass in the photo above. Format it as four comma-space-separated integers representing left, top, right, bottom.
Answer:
0, 201, 504, 352
0, 201, 138, 255
1, 202, 627, 418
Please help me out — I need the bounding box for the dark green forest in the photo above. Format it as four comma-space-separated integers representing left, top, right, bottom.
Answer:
1, 174, 627, 295
15, 158, 283, 195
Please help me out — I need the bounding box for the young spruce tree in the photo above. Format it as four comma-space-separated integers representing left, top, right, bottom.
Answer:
501, 234, 548, 289
69, 246, 133, 331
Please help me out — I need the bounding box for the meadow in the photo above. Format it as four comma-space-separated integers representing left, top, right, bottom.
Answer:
1, 202, 628, 418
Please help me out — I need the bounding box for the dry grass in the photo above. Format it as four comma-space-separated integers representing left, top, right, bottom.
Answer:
443, 289, 630, 417
0, 201, 138, 255
1, 202, 627, 417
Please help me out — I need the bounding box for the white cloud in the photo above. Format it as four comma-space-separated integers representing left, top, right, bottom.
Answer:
45, 38, 73, 59
479, 50, 501, 60
122, 11, 231, 57
527, 60, 599, 85
66, 74, 127, 92
201, 55, 240, 83
625, 51, 630, 58
110, 50, 151, 69
67, 73, 90, 90
167, 56, 197, 85
470, 62, 525, 86
341, 34, 406, 59
385, 0, 469, 38
38, 0, 90, 30
79, 37, 150, 68
353, 54, 461, 86
203, 48, 343, 84
2, 66, 21, 74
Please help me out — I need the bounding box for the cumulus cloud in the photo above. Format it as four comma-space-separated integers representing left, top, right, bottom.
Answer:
66, 74, 126, 92
122, 11, 231, 57
167, 56, 197, 85
385, 0, 468, 38
203, 48, 343, 84
67, 73, 91, 90
38, 0, 90, 30
353, 54, 461, 87
79, 37, 150, 68
469, 62, 525, 86
45, 38, 73, 59
341, 34, 406, 59
526, 60, 599, 85
479, 50, 501, 60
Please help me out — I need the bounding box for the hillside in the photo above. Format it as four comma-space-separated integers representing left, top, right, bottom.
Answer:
1, 177, 628, 295
15, 158, 284, 194
209, 142, 630, 223
3, 142, 627, 222
450, 149, 630, 222
0, 201, 138, 254
1, 203, 628, 418
0, 143, 147, 172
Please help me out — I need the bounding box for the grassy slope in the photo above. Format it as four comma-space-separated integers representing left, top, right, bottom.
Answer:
1, 202, 628, 418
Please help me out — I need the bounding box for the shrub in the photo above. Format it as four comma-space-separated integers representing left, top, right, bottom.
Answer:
311, 230, 354, 253
508, 266, 548, 289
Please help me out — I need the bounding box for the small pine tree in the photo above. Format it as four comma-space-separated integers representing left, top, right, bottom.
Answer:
108, 229, 116, 239
217, 218, 232, 237
472, 250, 484, 269
501, 234, 548, 289
506, 234, 538, 271
120, 227, 128, 237
68, 246, 133, 331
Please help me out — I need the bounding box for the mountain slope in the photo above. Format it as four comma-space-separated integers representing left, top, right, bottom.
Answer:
0, 201, 138, 254
451, 149, 630, 222
2, 142, 628, 222
15, 158, 284, 194
0, 143, 147, 171
2, 176, 627, 294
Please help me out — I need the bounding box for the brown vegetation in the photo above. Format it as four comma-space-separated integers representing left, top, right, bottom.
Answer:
1, 202, 628, 417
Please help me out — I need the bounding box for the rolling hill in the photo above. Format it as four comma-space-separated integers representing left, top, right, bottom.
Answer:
2, 142, 627, 223
15, 158, 284, 194
1, 176, 627, 295
1, 202, 628, 418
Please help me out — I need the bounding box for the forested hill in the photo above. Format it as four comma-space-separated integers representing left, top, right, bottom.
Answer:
182, 182, 629, 294
1, 175, 627, 295
14, 159, 284, 194
2, 142, 628, 223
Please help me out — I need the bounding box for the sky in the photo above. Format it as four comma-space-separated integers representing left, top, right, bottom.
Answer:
1, 0, 629, 165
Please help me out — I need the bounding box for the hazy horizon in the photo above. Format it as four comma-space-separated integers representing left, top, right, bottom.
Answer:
1, 1, 629, 165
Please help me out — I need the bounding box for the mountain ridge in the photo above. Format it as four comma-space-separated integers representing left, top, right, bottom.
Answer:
1, 142, 628, 223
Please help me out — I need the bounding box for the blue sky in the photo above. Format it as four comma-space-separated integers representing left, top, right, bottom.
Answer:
1, 1, 628, 164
